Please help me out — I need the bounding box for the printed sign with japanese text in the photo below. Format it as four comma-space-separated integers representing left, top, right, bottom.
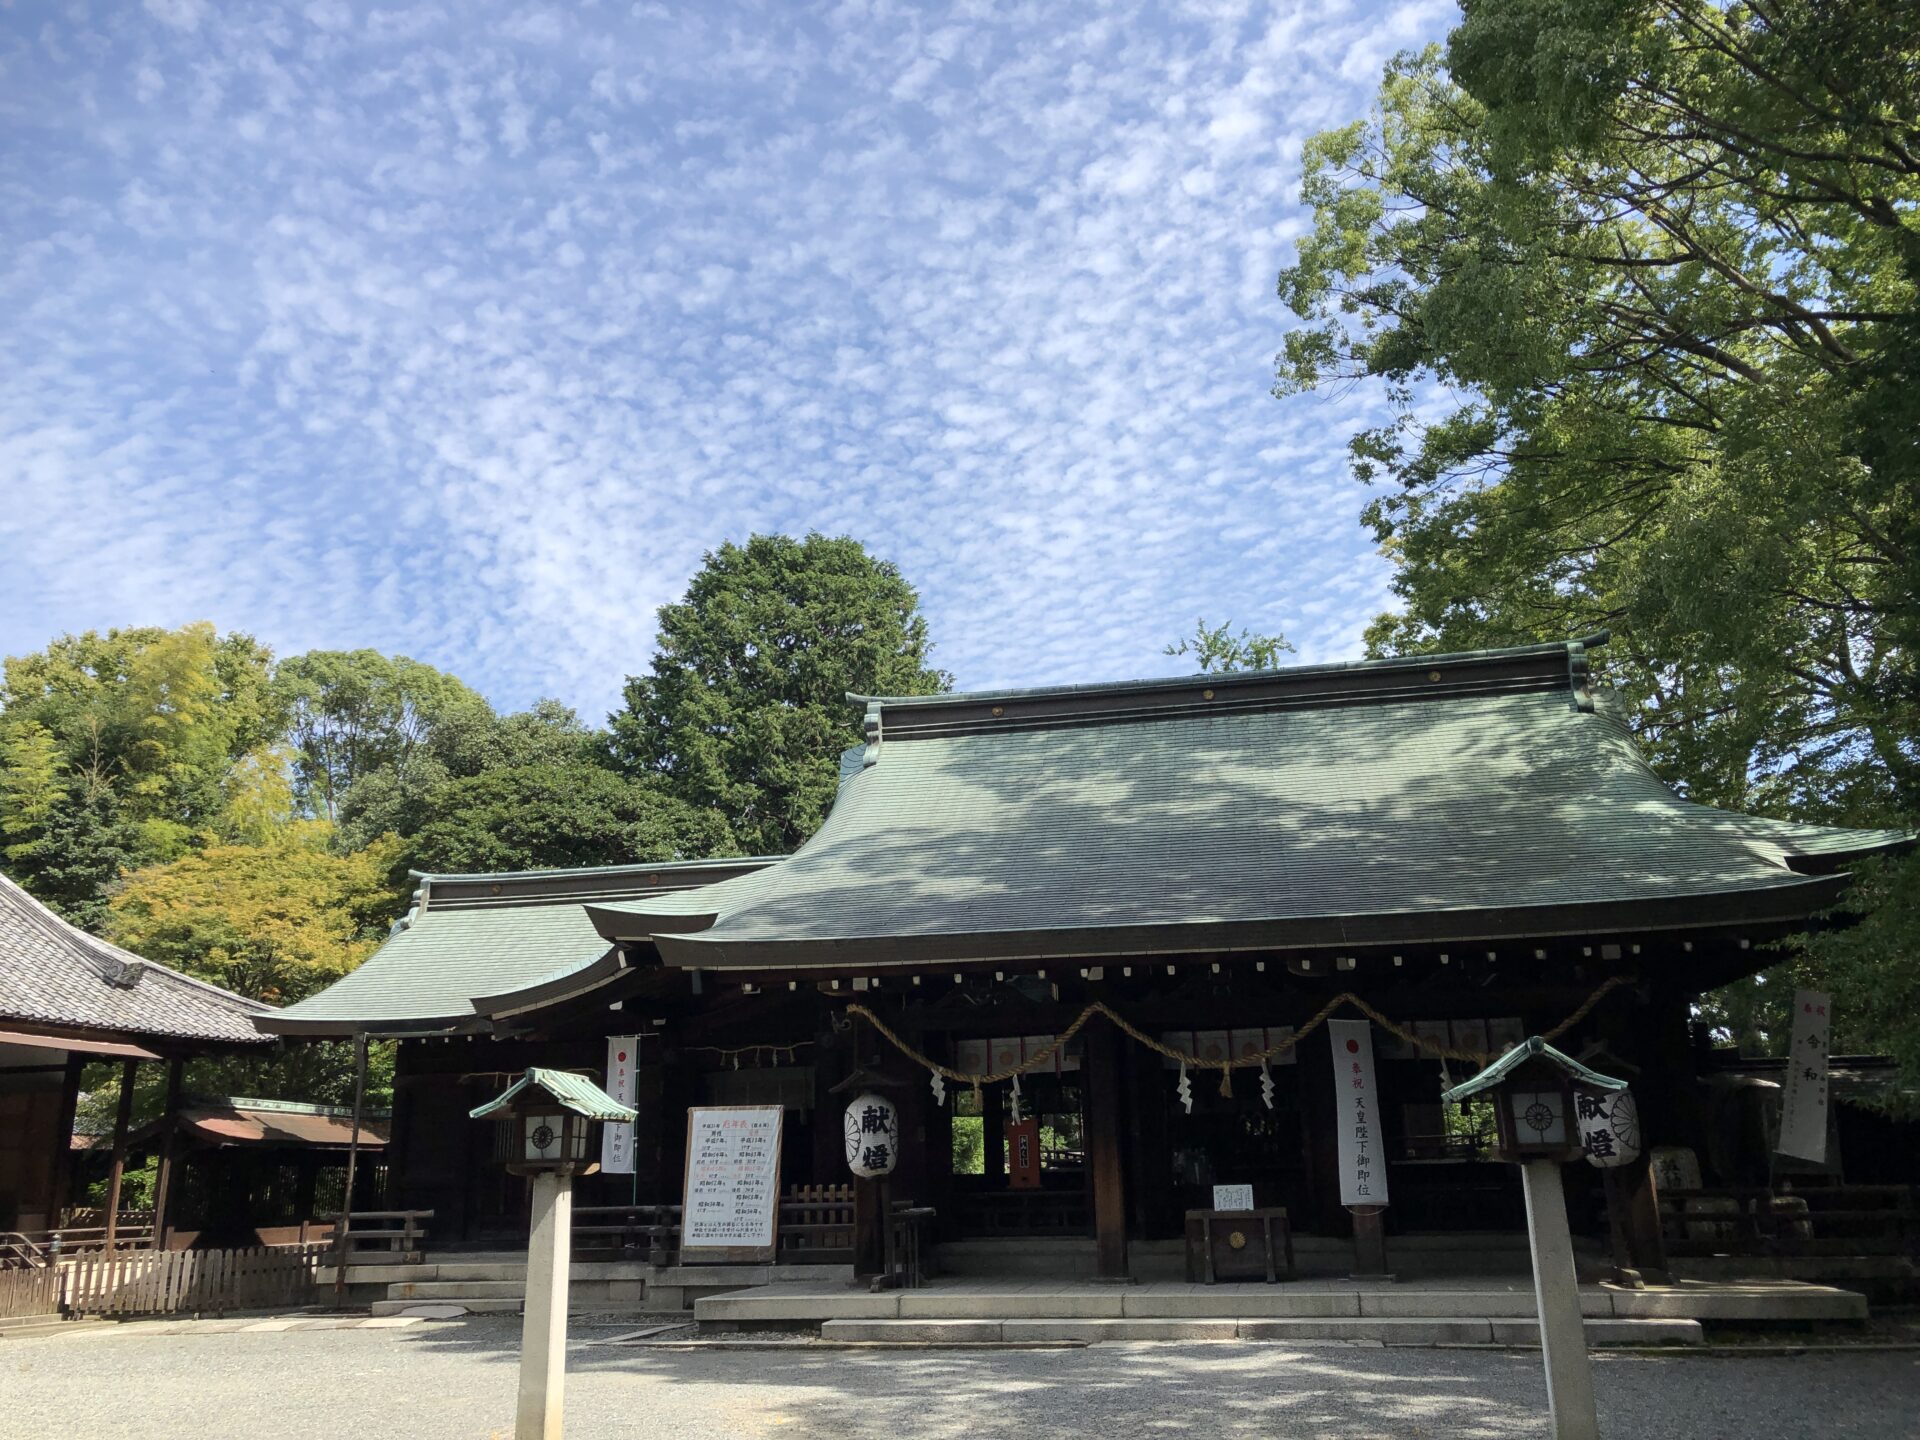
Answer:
1328, 1019, 1389, 1207
1776, 989, 1831, 1164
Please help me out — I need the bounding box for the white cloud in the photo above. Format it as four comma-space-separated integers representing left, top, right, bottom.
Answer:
0, 0, 1438, 718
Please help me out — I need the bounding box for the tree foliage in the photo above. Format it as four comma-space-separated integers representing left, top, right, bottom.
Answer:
104, 826, 407, 1005
1277, 0, 1920, 1087
404, 763, 729, 877
1164, 620, 1295, 674
612, 534, 950, 854
274, 649, 489, 820
1278, 2, 1916, 821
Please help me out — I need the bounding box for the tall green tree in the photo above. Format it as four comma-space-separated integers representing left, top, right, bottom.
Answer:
273, 650, 490, 820
404, 764, 729, 876
1276, 0, 1919, 1086
612, 534, 951, 854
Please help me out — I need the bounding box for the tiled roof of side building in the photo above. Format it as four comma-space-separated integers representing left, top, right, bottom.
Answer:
259, 856, 780, 1035
584, 638, 1910, 969
0, 873, 270, 1046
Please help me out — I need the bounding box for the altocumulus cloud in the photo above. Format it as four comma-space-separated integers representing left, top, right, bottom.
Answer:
0, 0, 1453, 714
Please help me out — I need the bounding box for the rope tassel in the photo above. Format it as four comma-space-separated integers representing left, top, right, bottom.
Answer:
1218, 1065, 1233, 1099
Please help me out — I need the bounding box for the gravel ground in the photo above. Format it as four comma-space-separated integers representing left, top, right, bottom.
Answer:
5, 1315, 1918, 1440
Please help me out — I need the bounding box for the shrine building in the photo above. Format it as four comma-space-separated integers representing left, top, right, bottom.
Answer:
259, 637, 1908, 1278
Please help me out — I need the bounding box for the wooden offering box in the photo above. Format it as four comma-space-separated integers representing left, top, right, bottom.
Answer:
1184, 1208, 1295, 1283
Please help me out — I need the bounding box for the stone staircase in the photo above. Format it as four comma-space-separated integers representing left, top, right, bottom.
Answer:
339, 1257, 849, 1317
693, 1276, 1870, 1347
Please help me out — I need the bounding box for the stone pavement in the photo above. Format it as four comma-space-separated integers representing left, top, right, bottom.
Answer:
5, 1312, 1918, 1439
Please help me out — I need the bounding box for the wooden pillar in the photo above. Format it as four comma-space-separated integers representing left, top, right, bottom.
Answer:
1085, 1017, 1130, 1281
1602, 1152, 1669, 1284
150, 1056, 186, 1250
102, 1058, 139, 1248
981, 1081, 1006, 1182
45, 1053, 86, 1230
334, 1033, 369, 1307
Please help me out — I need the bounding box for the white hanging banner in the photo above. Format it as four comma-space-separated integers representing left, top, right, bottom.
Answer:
1776, 989, 1832, 1163
1328, 1018, 1388, 1207
602, 1034, 640, 1174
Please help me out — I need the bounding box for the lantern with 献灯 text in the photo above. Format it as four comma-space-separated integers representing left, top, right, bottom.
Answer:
844, 1091, 899, 1178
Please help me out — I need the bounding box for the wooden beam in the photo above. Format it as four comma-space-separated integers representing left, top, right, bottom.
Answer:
1085, 1017, 1130, 1281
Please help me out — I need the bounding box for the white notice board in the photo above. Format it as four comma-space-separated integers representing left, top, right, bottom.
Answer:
679, 1105, 785, 1262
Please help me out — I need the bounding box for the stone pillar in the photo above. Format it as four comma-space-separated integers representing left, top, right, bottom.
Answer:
1521, 1159, 1600, 1440
517, 1169, 574, 1440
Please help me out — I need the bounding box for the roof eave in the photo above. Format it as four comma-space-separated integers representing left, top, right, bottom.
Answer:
649, 878, 1851, 974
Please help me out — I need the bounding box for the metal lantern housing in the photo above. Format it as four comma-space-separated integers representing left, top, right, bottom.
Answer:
1441, 1037, 1627, 1164
469, 1067, 638, 1176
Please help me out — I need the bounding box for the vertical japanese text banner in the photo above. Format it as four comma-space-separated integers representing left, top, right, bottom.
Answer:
1776, 990, 1831, 1164
1328, 1018, 1388, 1207
603, 1034, 640, 1174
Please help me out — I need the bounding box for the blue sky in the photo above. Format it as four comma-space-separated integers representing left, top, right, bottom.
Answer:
1, 0, 1453, 719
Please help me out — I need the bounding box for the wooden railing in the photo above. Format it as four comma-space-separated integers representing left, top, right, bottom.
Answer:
328, 1209, 433, 1262
24, 1220, 156, 1256
1662, 1185, 1920, 1258
1, 1232, 52, 1271
573, 1186, 935, 1285
951, 1189, 1089, 1236
63, 1244, 328, 1319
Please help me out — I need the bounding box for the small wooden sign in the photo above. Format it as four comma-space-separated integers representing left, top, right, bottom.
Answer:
680, 1105, 784, 1262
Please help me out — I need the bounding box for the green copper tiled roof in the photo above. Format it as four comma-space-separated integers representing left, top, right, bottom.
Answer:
587, 641, 1907, 970
1441, 1037, 1630, 1102
259, 857, 776, 1035
469, 1066, 636, 1122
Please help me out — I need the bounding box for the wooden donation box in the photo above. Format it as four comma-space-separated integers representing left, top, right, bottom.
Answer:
1184, 1207, 1295, 1283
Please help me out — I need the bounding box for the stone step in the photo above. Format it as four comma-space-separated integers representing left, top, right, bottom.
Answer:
371, 1297, 524, 1317
818, 1316, 1703, 1346
386, 1281, 527, 1301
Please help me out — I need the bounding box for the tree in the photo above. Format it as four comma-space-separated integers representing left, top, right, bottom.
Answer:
104, 826, 407, 1005
334, 698, 608, 858
273, 650, 490, 820
613, 534, 951, 854
0, 721, 64, 864
1164, 620, 1294, 674
404, 763, 729, 876
1276, 0, 1919, 1085
0, 624, 278, 923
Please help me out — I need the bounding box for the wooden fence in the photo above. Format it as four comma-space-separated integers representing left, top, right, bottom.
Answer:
0, 1265, 62, 1320
62, 1245, 327, 1319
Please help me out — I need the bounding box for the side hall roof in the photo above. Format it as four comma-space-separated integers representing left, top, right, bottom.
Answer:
258, 856, 778, 1036
0, 872, 269, 1048
586, 637, 1908, 970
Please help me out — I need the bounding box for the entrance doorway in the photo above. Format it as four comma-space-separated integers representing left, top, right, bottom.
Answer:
949, 1074, 1089, 1236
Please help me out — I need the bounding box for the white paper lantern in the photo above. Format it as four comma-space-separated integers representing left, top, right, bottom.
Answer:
1577, 1087, 1642, 1169
844, 1091, 899, 1178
